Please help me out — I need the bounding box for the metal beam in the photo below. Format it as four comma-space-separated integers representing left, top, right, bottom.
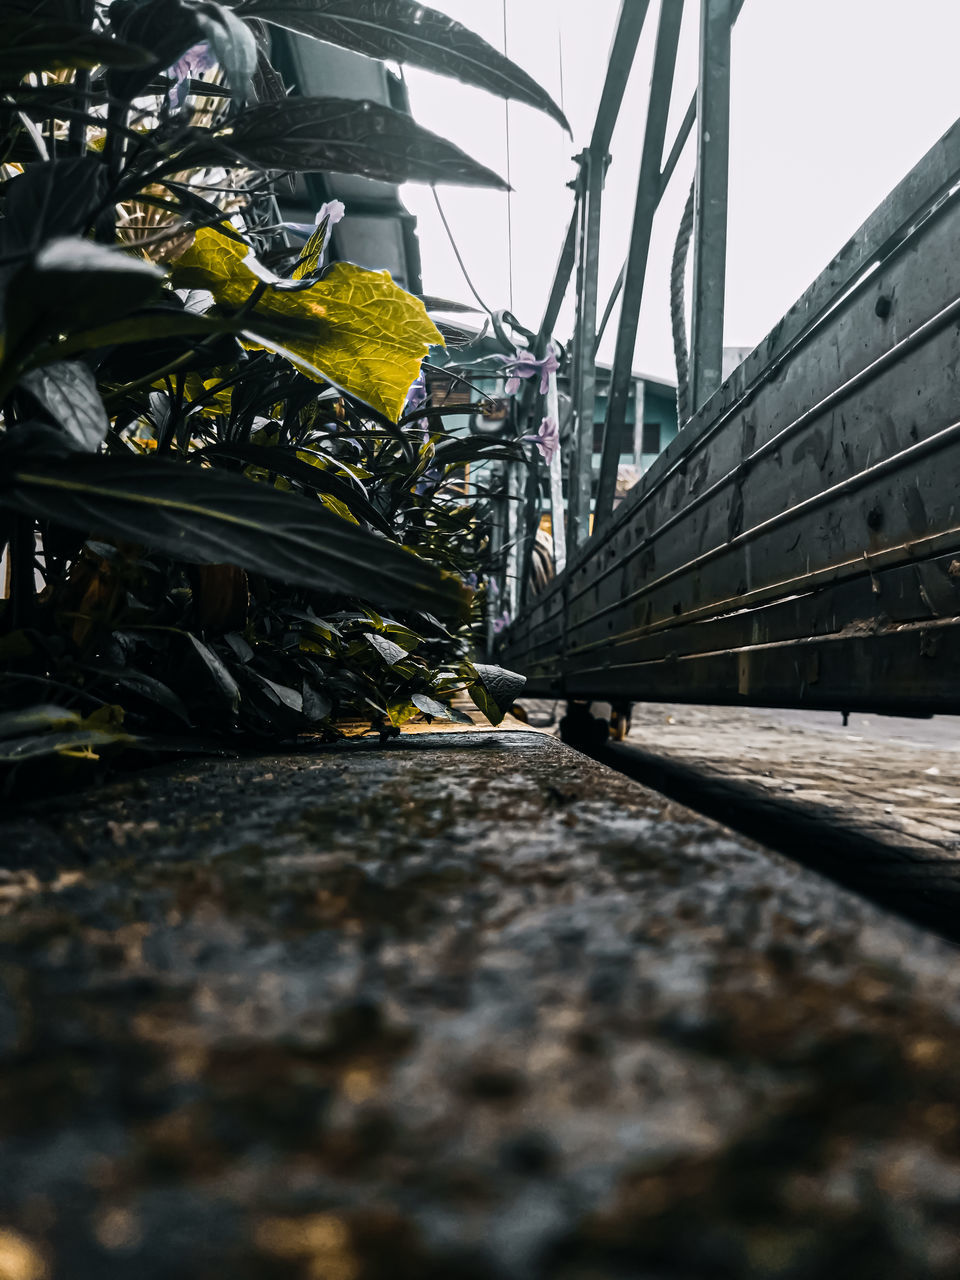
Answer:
689, 0, 733, 413
594, 0, 686, 526
564, 1, 651, 549
590, 0, 653, 159
567, 150, 605, 549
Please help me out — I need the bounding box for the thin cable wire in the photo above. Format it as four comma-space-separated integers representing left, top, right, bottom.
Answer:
431, 187, 494, 317
502, 0, 515, 314
557, 22, 566, 124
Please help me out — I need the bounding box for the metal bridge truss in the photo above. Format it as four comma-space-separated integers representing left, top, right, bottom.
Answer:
501, 0, 960, 719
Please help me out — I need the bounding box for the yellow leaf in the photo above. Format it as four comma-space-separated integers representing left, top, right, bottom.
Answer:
292, 221, 329, 281
171, 228, 443, 421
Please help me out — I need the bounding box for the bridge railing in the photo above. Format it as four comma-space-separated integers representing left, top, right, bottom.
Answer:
502, 0, 960, 718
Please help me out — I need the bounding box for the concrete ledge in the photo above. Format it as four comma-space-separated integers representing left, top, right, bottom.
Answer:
2, 732, 960, 1278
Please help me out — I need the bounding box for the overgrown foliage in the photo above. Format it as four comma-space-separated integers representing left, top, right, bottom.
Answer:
0, 0, 565, 784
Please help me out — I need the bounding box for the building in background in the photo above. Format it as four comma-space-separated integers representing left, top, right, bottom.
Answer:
270, 32, 423, 293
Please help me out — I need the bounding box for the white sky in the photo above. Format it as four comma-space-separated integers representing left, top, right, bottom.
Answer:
400, 1, 960, 382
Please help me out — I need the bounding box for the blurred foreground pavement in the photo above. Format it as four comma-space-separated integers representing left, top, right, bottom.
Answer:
2, 730, 960, 1278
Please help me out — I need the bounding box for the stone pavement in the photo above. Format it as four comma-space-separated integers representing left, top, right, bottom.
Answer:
3, 732, 960, 1277
626, 704, 960, 859
599, 704, 960, 939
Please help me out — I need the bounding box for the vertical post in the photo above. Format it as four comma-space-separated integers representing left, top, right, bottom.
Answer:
567, 150, 605, 550
566, 0, 652, 550
632, 377, 646, 468
689, 0, 732, 414
594, 0, 685, 525
544, 355, 567, 573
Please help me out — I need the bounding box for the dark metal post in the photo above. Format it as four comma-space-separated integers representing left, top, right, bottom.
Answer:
567, 0, 652, 550
594, 0, 685, 525
689, 0, 733, 414
568, 150, 604, 549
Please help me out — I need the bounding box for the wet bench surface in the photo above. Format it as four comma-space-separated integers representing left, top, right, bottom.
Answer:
2, 731, 960, 1279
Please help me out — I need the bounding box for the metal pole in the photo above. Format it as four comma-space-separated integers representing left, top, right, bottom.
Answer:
689, 0, 733, 413
594, 0, 685, 525
568, 150, 604, 549
545, 354, 567, 573
566, 0, 652, 550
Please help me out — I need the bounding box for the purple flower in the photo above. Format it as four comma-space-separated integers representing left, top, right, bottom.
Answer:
524, 415, 560, 464
405, 373, 428, 413
166, 42, 217, 111
492, 609, 511, 635
462, 572, 478, 589
494, 349, 560, 397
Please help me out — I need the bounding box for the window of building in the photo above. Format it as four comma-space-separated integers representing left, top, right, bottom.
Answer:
642, 421, 661, 455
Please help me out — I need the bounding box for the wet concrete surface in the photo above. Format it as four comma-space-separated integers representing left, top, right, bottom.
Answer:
2, 732, 960, 1278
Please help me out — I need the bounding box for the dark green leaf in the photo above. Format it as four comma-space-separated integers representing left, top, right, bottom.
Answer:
201, 442, 394, 536
0, 455, 467, 618
467, 662, 525, 725
208, 97, 509, 188
0, 158, 107, 260
107, 0, 205, 101
194, 1, 257, 104
4, 240, 164, 369
183, 633, 241, 712
0, 21, 153, 78
0, 704, 79, 739
0, 727, 133, 762
411, 692, 461, 721
45, 309, 238, 370
81, 665, 192, 723
422, 296, 481, 314
364, 632, 408, 665
432, 436, 527, 468
250, 670, 302, 712
302, 683, 332, 722
230, 0, 569, 131
18, 361, 108, 451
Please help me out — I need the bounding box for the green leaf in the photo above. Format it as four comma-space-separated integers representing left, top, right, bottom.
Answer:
432, 436, 528, 468
201, 442, 394, 536
171, 227, 443, 420
0, 703, 134, 762
0, 454, 467, 618
3, 239, 164, 371
183, 633, 241, 713
0, 21, 153, 78
195, 1, 258, 104
207, 97, 509, 188
40, 309, 237, 369
231, 0, 569, 132
411, 692, 465, 722
107, 0, 208, 101
364, 632, 408, 665
0, 727, 132, 762
0, 158, 107, 259
81, 665, 192, 724
0, 704, 79, 739
466, 662, 525, 725
18, 361, 108, 451
250, 670, 302, 712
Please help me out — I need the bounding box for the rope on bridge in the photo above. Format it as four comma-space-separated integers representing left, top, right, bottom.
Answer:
671, 178, 696, 426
